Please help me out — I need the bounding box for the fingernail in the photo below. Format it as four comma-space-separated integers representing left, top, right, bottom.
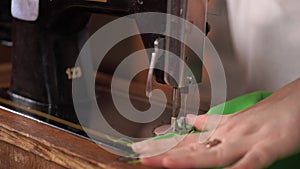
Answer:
186, 114, 197, 125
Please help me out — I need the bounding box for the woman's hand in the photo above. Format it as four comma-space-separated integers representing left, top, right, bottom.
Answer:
132, 78, 300, 169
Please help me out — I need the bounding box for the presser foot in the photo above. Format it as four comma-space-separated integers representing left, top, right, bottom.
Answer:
153, 116, 194, 136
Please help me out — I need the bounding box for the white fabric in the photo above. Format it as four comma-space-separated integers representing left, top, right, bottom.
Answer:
12, 0, 39, 21
226, 0, 300, 92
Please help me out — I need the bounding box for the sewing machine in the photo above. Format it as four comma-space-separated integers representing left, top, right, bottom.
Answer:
0, 0, 208, 155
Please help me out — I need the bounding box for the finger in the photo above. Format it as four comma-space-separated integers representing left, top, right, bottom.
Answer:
132, 134, 199, 155
142, 139, 247, 169
225, 141, 279, 169
139, 156, 165, 168
133, 133, 215, 155
187, 114, 208, 130
187, 114, 226, 131
132, 136, 181, 155
139, 143, 208, 168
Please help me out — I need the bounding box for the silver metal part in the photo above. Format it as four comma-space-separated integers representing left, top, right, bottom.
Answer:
172, 87, 181, 117
164, 0, 206, 88
146, 52, 157, 98
146, 39, 163, 97
12, 0, 39, 21
150, 0, 207, 135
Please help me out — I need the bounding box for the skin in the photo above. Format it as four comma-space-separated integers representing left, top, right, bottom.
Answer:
132, 78, 300, 169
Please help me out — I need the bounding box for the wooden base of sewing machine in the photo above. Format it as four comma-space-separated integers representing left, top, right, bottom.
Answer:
0, 107, 153, 169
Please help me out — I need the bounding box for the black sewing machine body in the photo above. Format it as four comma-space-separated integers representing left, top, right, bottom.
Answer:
0, 0, 207, 154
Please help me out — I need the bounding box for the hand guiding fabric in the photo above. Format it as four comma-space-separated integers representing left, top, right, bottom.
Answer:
132, 79, 300, 169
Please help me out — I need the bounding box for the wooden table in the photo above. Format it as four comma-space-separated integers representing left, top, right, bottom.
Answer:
0, 108, 155, 169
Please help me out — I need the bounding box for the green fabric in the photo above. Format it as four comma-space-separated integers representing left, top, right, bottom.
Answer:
207, 91, 272, 115
129, 91, 300, 168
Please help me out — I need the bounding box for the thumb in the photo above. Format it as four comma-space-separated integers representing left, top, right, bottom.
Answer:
186, 114, 208, 131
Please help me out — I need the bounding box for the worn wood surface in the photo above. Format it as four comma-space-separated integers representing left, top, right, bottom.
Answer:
0, 140, 66, 169
0, 108, 155, 169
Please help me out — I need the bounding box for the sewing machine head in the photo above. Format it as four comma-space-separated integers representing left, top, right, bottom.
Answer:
0, 0, 208, 154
